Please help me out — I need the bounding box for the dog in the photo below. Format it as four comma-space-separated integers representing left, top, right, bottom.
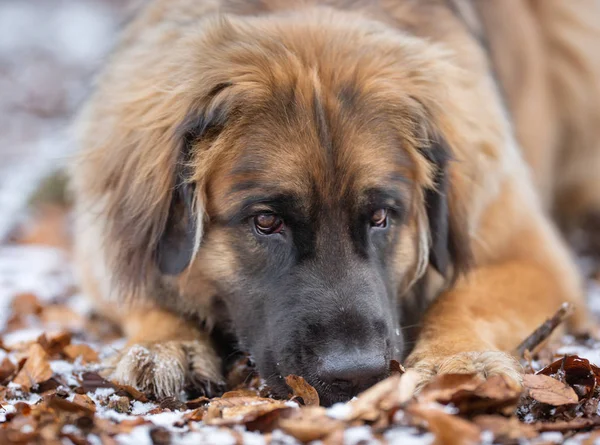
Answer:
70, 0, 600, 406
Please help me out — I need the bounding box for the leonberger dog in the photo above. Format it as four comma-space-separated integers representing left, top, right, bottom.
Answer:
71, 0, 600, 405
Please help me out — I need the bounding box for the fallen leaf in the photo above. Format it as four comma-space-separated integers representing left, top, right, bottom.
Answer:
10, 293, 42, 317
72, 394, 96, 413
12, 343, 53, 389
474, 415, 537, 441
64, 344, 99, 364
222, 389, 261, 398
47, 395, 95, 415
535, 417, 600, 432
78, 372, 116, 393
285, 375, 320, 406
408, 405, 481, 445
279, 406, 343, 442
523, 374, 578, 406
0, 357, 16, 384
185, 397, 210, 410
538, 355, 599, 398
114, 383, 148, 402
38, 331, 72, 357
418, 373, 483, 404
445, 375, 521, 415
347, 374, 402, 421
204, 397, 291, 426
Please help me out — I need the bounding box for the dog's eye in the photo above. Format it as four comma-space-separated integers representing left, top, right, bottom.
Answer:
254, 213, 284, 235
370, 208, 388, 228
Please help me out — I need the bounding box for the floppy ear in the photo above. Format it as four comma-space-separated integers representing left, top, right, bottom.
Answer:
75, 82, 231, 298
155, 104, 228, 275
154, 146, 198, 276
422, 135, 472, 280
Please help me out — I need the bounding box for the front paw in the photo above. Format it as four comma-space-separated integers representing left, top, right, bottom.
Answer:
406, 351, 523, 393
104, 341, 225, 399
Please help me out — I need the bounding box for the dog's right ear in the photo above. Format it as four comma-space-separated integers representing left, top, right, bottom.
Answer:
79, 81, 232, 297
155, 105, 227, 275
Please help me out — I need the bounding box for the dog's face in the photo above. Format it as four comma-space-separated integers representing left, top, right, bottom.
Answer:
101, 14, 470, 405
165, 75, 466, 405
200, 89, 418, 405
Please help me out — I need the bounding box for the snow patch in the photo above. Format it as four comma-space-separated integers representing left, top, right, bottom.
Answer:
384, 427, 434, 445
326, 402, 351, 420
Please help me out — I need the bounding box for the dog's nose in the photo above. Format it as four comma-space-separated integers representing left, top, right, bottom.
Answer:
318, 352, 387, 397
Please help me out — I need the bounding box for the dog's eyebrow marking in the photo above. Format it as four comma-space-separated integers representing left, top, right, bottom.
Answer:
219, 192, 304, 226
363, 188, 406, 214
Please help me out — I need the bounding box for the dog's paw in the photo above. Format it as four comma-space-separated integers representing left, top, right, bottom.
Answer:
407, 351, 523, 393
104, 341, 225, 399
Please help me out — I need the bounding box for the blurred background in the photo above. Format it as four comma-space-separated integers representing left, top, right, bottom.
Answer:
0, 0, 140, 240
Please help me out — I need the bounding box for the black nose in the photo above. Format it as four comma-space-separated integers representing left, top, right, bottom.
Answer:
318, 352, 388, 401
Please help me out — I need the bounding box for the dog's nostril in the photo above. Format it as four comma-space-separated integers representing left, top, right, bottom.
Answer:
319, 353, 387, 394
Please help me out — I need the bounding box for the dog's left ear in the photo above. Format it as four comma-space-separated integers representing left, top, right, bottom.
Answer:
423, 135, 472, 280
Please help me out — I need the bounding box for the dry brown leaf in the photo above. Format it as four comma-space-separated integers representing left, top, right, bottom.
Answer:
347, 374, 402, 421
279, 406, 343, 442
523, 374, 578, 406
47, 396, 95, 416
474, 415, 537, 441
285, 375, 320, 406
10, 293, 42, 317
408, 405, 481, 445
64, 344, 99, 364
72, 394, 97, 413
445, 375, 522, 415
113, 383, 148, 402
38, 331, 72, 357
222, 389, 261, 398
12, 343, 53, 389
538, 355, 599, 398
0, 357, 17, 384
204, 397, 291, 426
419, 373, 483, 404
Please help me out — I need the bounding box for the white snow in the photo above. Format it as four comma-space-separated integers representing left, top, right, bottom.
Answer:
326, 402, 352, 420
0, 246, 74, 331
115, 425, 152, 445
130, 401, 157, 416
344, 426, 377, 445
385, 428, 434, 445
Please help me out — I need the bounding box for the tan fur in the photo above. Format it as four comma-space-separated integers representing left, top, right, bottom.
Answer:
71, 0, 600, 397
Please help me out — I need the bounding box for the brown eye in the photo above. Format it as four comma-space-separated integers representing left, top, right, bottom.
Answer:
254, 213, 283, 235
370, 208, 388, 228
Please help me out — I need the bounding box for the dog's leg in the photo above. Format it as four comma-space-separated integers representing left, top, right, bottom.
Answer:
405, 189, 593, 389
104, 305, 225, 399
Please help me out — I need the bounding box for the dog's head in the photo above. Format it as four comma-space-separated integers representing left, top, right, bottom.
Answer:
89, 11, 472, 405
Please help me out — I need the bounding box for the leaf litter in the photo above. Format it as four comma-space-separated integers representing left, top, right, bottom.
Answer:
2, 208, 600, 444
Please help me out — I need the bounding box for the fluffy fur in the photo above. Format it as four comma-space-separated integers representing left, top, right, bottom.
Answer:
71, 0, 600, 405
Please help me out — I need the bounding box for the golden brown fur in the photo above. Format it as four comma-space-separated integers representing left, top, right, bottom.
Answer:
71, 0, 600, 398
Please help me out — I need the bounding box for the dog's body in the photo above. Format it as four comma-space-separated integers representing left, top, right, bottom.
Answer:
71, 0, 600, 404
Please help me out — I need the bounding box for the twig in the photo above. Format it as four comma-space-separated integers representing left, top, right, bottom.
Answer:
516, 302, 574, 358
